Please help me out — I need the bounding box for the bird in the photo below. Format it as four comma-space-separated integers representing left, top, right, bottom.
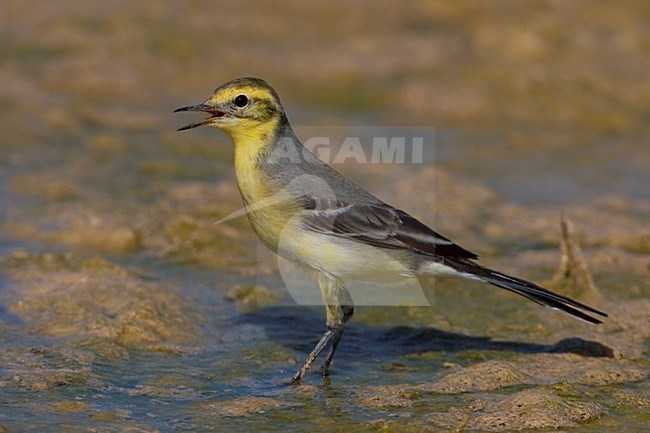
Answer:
174, 77, 607, 383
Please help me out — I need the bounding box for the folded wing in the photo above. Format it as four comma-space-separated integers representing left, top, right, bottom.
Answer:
300, 197, 478, 260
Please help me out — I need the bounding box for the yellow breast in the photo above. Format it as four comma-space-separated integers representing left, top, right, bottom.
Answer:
230, 122, 300, 252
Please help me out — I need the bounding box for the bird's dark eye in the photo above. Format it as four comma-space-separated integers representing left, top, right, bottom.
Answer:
234, 94, 249, 108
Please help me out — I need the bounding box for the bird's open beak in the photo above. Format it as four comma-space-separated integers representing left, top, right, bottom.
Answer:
174, 103, 227, 131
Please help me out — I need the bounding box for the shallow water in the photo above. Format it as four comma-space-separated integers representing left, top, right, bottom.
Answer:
1, 1, 649, 432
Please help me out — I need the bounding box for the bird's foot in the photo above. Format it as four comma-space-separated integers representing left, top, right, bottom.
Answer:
319, 364, 333, 385
291, 365, 308, 385
319, 364, 330, 378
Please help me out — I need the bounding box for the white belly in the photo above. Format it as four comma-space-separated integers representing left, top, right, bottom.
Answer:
274, 217, 414, 281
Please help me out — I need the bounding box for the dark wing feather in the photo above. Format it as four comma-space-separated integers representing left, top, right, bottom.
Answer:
300, 198, 478, 259
299, 197, 608, 324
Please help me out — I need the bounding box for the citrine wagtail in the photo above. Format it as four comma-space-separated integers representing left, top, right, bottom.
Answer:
175, 77, 607, 383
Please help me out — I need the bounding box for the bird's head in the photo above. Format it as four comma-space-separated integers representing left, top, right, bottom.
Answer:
175, 77, 285, 143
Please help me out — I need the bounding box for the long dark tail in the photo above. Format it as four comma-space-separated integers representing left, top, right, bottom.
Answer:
443, 258, 608, 324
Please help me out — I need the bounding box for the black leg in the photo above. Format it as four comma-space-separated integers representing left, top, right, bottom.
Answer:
292, 328, 334, 384
319, 324, 346, 377
319, 299, 353, 377
292, 274, 353, 384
